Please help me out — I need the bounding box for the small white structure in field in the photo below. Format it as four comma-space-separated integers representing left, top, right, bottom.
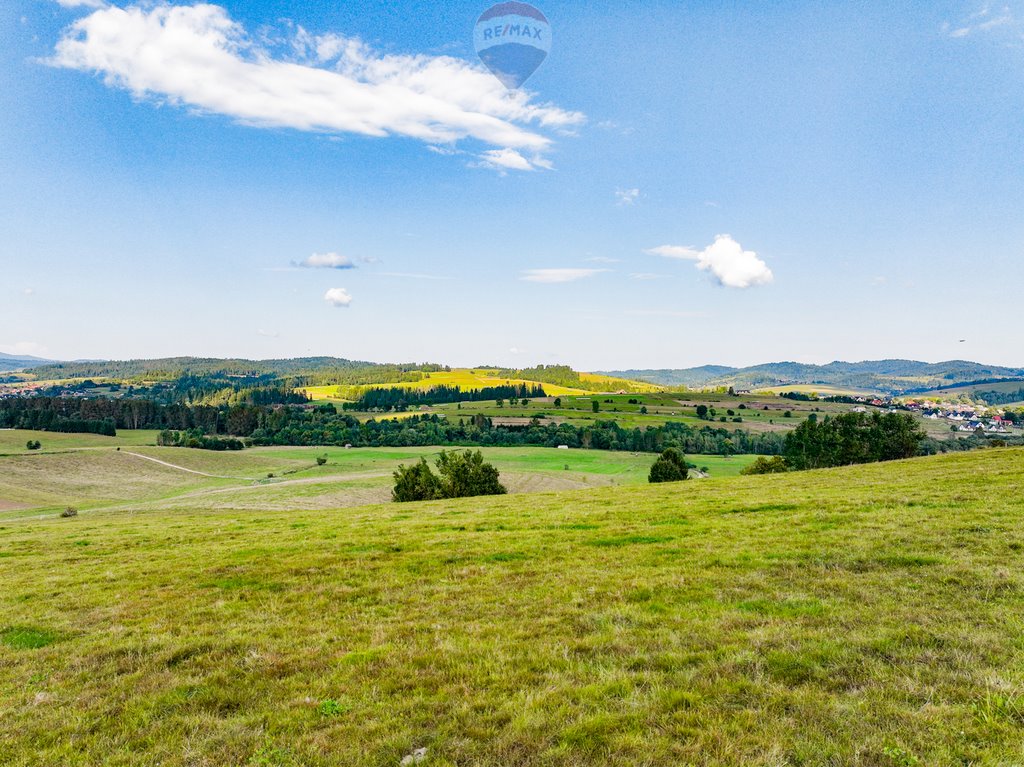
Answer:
557, 444, 570, 450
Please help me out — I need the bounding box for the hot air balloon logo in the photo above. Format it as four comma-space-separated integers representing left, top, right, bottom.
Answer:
474, 2, 551, 90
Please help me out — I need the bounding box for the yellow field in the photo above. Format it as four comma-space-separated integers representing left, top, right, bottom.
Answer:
579, 372, 664, 393
299, 369, 594, 401
754, 384, 880, 397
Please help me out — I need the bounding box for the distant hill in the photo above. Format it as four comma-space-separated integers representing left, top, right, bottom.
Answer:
602, 360, 1024, 395
28, 356, 383, 379
21, 355, 1024, 396
0, 352, 57, 373
24, 357, 655, 394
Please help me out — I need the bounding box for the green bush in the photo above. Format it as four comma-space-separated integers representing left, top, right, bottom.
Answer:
393, 450, 506, 503
740, 456, 790, 475
392, 458, 442, 502
648, 448, 689, 483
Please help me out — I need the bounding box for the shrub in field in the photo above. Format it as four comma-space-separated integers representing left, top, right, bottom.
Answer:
26, 440, 41, 450
436, 450, 507, 499
61, 507, 78, 518
393, 450, 506, 502
648, 448, 689, 483
316, 456, 327, 466
392, 459, 442, 502
740, 456, 790, 475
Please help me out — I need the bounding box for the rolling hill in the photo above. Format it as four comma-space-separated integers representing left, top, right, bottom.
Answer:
605, 359, 1024, 395
0, 352, 56, 373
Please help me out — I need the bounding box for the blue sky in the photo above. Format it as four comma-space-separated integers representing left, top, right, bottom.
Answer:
2, 0, 1023, 369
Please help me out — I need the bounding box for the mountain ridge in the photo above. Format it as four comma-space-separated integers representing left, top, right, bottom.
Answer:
600, 359, 1024, 395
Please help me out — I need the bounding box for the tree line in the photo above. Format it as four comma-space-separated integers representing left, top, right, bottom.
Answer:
783, 412, 925, 470
343, 384, 546, 412
0, 396, 789, 454
247, 408, 788, 455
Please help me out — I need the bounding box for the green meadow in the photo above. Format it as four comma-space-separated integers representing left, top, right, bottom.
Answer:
0, 428, 160, 454
1, 447, 1023, 765
0, 432, 757, 520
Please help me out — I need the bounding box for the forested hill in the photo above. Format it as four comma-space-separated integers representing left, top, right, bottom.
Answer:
17, 355, 1024, 396
603, 360, 1024, 394
0, 352, 57, 373
25, 357, 450, 386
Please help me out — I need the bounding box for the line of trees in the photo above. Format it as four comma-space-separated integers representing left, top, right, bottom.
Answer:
157, 429, 245, 451
972, 388, 1024, 407
0, 401, 117, 436
343, 384, 546, 412
0, 396, 274, 435
248, 409, 789, 455
783, 412, 925, 470
0, 395, 791, 455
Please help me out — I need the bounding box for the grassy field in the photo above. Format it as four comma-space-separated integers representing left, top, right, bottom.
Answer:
754, 384, 882, 398
429, 392, 855, 433
916, 380, 1024, 400
0, 429, 160, 454
1, 448, 1023, 765
0, 433, 755, 519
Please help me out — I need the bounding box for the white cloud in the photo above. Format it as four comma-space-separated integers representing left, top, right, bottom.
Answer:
615, 188, 640, 206
23, 287, 35, 296
297, 252, 355, 270
49, 3, 584, 171
473, 148, 553, 173
509, 346, 525, 355
55, 0, 108, 8
323, 288, 353, 307
647, 235, 774, 289
0, 341, 50, 357
257, 328, 280, 338
520, 268, 608, 284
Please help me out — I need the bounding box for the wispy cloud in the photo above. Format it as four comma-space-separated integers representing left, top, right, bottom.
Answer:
296, 252, 356, 270
615, 187, 640, 206
520, 268, 609, 284
0, 341, 50, 357
324, 288, 353, 307
49, 3, 584, 171
647, 235, 773, 289
473, 148, 551, 173
943, 4, 1018, 37
374, 272, 453, 281
629, 272, 660, 281
55, 0, 107, 8
624, 309, 708, 318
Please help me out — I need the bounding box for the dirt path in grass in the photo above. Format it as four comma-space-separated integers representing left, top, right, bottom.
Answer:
122, 451, 257, 481
169, 471, 394, 499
